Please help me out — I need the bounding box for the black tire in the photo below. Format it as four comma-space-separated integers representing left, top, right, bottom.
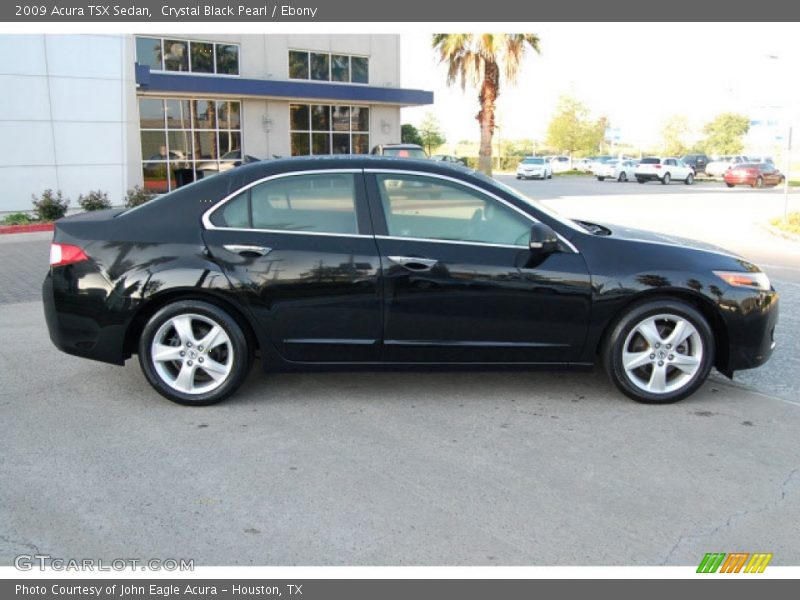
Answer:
754, 176, 763, 189
661, 173, 671, 185
138, 300, 252, 406
618, 172, 627, 182
726, 183, 735, 188
685, 173, 694, 185
597, 176, 606, 181
602, 299, 715, 404
637, 178, 646, 184
516, 175, 521, 179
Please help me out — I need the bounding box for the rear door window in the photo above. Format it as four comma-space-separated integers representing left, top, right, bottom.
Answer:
210, 173, 359, 235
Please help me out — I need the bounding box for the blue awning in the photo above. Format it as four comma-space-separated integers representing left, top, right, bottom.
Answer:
135, 64, 433, 106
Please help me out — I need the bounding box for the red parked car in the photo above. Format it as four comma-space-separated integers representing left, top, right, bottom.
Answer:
724, 162, 785, 188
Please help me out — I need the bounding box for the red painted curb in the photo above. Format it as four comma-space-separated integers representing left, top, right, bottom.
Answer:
0, 223, 55, 235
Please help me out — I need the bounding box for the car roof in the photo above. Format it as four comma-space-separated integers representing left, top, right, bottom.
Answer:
378, 143, 424, 149
230, 154, 473, 182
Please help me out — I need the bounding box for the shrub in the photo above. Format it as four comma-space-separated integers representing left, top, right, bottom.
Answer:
1, 212, 33, 226
770, 212, 800, 235
78, 190, 111, 212
125, 185, 155, 208
31, 189, 70, 222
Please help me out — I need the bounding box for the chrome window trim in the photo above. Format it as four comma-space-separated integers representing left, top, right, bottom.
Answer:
365, 168, 579, 254
205, 226, 373, 239
202, 166, 579, 253
202, 168, 364, 233
375, 235, 526, 250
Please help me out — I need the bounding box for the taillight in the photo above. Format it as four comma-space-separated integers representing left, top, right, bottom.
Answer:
654, 164, 662, 169
50, 243, 88, 267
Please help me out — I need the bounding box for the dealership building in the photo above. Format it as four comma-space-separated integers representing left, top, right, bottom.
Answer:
0, 34, 433, 212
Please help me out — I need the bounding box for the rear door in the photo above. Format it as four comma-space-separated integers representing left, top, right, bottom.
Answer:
202, 170, 383, 362
365, 170, 592, 363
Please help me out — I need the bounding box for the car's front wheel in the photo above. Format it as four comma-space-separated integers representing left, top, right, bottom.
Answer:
138, 300, 252, 405
602, 299, 714, 403
618, 172, 627, 182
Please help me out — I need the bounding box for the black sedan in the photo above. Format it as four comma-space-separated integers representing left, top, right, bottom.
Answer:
43, 157, 778, 405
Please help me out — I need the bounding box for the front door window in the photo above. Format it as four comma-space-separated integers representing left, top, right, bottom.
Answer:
375, 174, 531, 247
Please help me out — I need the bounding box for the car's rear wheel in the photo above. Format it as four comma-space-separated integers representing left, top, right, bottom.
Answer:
662, 173, 671, 185
618, 172, 627, 182
597, 176, 605, 181
754, 176, 763, 188
685, 173, 694, 185
602, 299, 714, 404
726, 183, 735, 188
139, 300, 251, 405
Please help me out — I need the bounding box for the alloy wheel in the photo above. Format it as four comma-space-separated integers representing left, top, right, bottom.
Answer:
621, 313, 703, 395
151, 313, 233, 395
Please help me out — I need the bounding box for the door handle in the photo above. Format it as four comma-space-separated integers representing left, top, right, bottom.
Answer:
387, 256, 438, 271
223, 244, 271, 257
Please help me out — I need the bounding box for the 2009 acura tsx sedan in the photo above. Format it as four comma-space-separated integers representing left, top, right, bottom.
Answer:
43, 157, 778, 406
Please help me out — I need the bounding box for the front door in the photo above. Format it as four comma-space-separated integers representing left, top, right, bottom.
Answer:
366, 172, 592, 363
202, 170, 382, 362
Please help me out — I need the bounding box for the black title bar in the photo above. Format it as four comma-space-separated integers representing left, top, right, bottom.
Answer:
3, 0, 800, 22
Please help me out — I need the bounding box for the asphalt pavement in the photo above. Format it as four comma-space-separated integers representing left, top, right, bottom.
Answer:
1, 177, 798, 566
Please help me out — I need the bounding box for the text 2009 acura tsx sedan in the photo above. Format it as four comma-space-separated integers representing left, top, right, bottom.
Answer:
43, 157, 778, 406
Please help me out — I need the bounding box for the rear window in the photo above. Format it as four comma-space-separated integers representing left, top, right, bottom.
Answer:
522, 158, 544, 165
639, 158, 660, 164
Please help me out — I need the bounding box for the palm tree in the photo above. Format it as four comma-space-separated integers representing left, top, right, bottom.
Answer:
432, 34, 541, 175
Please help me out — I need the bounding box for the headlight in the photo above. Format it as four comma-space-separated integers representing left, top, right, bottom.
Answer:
713, 270, 771, 291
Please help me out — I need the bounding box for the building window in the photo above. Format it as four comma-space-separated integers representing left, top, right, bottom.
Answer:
288, 50, 369, 84
135, 36, 240, 76
139, 97, 242, 193
290, 104, 370, 157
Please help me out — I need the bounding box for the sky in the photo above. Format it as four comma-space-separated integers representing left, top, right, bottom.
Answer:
400, 24, 800, 150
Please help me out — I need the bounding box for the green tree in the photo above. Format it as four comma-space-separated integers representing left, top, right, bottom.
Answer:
433, 33, 541, 175
660, 115, 690, 156
401, 123, 423, 146
546, 95, 606, 158
418, 113, 447, 154
702, 113, 750, 155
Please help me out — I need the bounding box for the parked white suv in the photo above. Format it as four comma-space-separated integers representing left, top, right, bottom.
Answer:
635, 157, 694, 185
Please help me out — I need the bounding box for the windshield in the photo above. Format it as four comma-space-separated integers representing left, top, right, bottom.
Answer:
522, 158, 544, 165
383, 147, 427, 159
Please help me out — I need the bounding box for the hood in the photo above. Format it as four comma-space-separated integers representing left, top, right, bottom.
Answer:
581, 220, 742, 258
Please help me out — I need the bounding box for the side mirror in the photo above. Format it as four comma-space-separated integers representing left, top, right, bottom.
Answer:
529, 223, 559, 253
